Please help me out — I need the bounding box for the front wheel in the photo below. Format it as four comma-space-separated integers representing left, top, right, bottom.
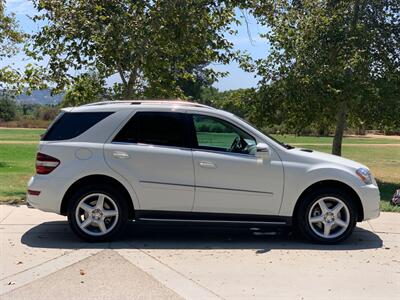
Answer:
296, 188, 357, 244
67, 185, 128, 242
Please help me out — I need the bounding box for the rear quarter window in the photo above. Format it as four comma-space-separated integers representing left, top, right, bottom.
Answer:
42, 112, 114, 141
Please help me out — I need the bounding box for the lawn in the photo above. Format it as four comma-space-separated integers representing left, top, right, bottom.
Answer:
272, 134, 400, 145
0, 128, 398, 212
0, 143, 37, 202
0, 128, 44, 142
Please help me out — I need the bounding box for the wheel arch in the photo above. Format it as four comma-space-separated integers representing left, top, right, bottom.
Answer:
60, 174, 135, 219
292, 180, 364, 223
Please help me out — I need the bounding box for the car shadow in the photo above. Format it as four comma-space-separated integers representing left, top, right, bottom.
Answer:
20, 220, 383, 252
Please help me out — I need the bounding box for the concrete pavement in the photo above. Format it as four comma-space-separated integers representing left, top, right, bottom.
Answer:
0, 205, 399, 300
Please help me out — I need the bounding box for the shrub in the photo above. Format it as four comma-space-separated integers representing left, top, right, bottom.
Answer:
0, 96, 17, 122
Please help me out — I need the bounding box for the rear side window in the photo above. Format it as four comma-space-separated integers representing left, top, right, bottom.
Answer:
113, 112, 188, 147
42, 112, 114, 141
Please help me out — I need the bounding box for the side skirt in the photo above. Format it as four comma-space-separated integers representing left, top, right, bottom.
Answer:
135, 210, 292, 227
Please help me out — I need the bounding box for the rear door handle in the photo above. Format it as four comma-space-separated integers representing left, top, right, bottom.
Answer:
112, 151, 130, 159
199, 161, 217, 169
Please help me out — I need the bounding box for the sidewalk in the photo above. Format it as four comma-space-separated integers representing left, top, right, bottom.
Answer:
0, 205, 399, 300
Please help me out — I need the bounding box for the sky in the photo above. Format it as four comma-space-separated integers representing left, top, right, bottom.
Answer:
3, 0, 270, 91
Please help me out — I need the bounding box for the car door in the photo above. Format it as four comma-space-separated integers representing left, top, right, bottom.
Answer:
190, 114, 284, 216
104, 111, 195, 212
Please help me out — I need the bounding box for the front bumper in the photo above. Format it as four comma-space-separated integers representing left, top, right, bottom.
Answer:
357, 184, 380, 221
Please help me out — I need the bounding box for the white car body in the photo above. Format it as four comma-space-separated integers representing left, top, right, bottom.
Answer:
27, 101, 380, 240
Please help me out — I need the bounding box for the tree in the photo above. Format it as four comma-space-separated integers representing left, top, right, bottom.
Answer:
217, 88, 258, 119
0, 0, 24, 90
250, 0, 400, 155
62, 73, 106, 107
199, 87, 258, 121
33, 105, 59, 121
198, 86, 224, 106
177, 65, 217, 101
0, 92, 17, 121
31, 0, 239, 99
0, 0, 46, 93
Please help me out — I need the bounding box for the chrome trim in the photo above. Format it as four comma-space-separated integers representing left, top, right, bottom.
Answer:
140, 181, 193, 188
192, 148, 256, 158
110, 142, 257, 157
139, 180, 273, 195
111, 141, 193, 152
196, 185, 273, 195
139, 218, 287, 225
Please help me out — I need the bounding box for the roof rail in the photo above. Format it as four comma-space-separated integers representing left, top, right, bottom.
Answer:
82, 100, 213, 109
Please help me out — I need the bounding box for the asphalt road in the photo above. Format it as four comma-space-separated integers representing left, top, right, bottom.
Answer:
0, 205, 399, 300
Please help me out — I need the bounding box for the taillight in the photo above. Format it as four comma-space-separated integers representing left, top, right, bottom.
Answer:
36, 152, 60, 174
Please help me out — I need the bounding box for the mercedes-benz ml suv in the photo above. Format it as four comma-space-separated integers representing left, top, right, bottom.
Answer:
27, 100, 380, 243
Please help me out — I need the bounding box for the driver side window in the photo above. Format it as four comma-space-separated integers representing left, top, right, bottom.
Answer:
192, 114, 256, 154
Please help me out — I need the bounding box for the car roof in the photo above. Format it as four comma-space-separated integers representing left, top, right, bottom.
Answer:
66, 99, 229, 114
81, 99, 211, 109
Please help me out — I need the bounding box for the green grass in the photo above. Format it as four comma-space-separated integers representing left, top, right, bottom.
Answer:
272, 134, 400, 144
0, 128, 45, 142
0, 143, 37, 202
0, 128, 398, 212
197, 132, 237, 149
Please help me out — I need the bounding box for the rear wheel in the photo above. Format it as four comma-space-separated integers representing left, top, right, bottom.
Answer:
297, 188, 357, 244
67, 185, 128, 242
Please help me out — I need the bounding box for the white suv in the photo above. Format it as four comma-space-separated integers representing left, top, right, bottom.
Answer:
27, 100, 380, 243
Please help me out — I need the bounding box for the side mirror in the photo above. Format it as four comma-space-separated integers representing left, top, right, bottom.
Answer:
255, 143, 270, 159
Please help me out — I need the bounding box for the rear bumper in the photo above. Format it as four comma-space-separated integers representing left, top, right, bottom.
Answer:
26, 175, 67, 214
358, 184, 380, 221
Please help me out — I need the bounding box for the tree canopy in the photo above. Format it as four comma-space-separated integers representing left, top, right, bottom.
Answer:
1, 0, 46, 93
62, 72, 106, 107
31, 0, 239, 98
0, 0, 23, 90
249, 0, 400, 155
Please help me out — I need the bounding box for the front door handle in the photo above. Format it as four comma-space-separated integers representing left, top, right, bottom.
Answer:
112, 151, 130, 159
199, 161, 217, 169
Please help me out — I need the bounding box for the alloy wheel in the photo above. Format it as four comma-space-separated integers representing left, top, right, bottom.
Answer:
75, 193, 119, 236
308, 196, 350, 239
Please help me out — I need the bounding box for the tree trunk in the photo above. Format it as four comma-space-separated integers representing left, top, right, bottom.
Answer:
332, 101, 347, 156
332, 1, 361, 156
121, 71, 137, 100
123, 84, 134, 100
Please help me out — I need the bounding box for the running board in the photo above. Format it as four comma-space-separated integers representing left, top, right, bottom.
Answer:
135, 210, 292, 226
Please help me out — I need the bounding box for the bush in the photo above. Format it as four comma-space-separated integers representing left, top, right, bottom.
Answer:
195, 120, 234, 133
34, 106, 59, 121
0, 96, 17, 122
0, 118, 51, 128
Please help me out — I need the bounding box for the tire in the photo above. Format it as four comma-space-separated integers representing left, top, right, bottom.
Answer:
67, 184, 128, 242
296, 187, 357, 244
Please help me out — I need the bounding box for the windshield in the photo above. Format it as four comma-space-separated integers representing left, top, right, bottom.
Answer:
236, 116, 294, 150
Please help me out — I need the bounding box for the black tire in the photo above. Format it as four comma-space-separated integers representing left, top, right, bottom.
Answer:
67, 184, 129, 242
296, 187, 357, 244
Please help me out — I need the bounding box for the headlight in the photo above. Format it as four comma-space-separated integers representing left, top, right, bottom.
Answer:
356, 168, 373, 185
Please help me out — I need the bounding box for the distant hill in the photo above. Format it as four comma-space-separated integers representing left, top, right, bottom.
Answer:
16, 90, 63, 105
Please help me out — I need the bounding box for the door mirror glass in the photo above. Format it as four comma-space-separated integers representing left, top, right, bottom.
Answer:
255, 143, 270, 159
